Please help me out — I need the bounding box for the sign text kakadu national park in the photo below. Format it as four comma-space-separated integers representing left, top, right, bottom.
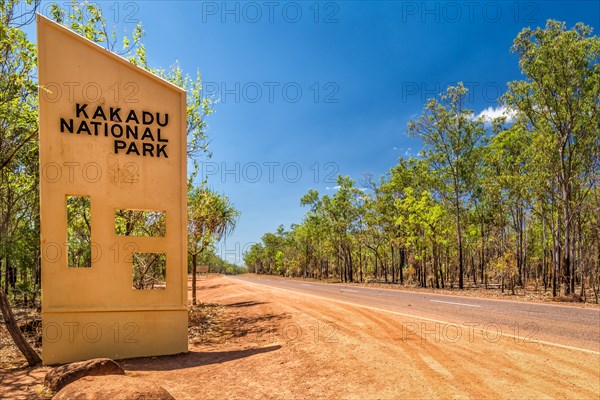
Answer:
60, 103, 170, 158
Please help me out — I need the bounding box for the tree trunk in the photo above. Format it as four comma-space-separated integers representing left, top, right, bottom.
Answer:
433, 242, 440, 289
0, 287, 41, 366
390, 245, 396, 283
383, 252, 388, 283
348, 245, 353, 283
562, 176, 572, 295
445, 248, 451, 288
303, 243, 308, 278
399, 247, 404, 285
374, 253, 378, 282
439, 246, 445, 288
2, 257, 6, 294
480, 219, 485, 284
472, 254, 477, 286
192, 253, 198, 305
421, 246, 426, 288
551, 217, 560, 298
542, 219, 547, 292
510, 276, 515, 295
516, 207, 524, 286
454, 188, 464, 289
359, 247, 363, 283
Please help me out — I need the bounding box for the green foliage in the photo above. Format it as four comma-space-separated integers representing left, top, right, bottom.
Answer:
1, 0, 40, 300
0, 1, 224, 305
503, 20, 600, 293
188, 185, 240, 257
66, 196, 91, 268
114, 210, 166, 237
48, 0, 147, 65
192, 247, 247, 275
246, 20, 600, 297
1, 7, 599, 301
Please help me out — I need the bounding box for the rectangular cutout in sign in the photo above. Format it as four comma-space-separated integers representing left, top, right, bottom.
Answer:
132, 252, 166, 290
67, 195, 92, 268
115, 209, 166, 237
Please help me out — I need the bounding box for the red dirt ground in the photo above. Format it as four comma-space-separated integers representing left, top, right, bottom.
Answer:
2, 274, 599, 399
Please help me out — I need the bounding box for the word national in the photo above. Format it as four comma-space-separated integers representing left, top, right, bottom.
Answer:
59, 103, 170, 158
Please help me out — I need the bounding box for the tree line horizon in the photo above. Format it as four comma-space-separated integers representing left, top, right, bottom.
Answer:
244, 20, 600, 301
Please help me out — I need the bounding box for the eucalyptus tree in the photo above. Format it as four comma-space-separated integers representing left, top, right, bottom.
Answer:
378, 157, 435, 283
0, 0, 42, 367
292, 215, 326, 278
408, 83, 486, 289
359, 190, 388, 281
300, 176, 364, 282
1, 0, 39, 290
503, 20, 600, 294
395, 188, 448, 288
243, 243, 266, 274
486, 125, 533, 285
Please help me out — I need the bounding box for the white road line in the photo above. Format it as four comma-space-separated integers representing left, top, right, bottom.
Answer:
340, 289, 359, 293
430, 300, 481, 308
302, 283, 311, 286
232, 277, 600, 356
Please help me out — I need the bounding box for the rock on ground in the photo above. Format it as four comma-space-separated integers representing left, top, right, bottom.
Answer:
53, 375, 175, 400
44, 358, 125, 392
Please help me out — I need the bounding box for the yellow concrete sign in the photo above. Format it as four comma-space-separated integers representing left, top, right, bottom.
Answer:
38, 15, 188, 365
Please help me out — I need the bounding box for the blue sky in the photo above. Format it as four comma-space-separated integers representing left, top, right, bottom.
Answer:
26, 1, 599, 264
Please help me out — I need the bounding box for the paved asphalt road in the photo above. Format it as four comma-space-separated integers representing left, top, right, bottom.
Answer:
231, 275, 600, 353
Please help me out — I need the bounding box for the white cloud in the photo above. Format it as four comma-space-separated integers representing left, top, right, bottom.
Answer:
325, 186, 371, 192
392, 146, 417, 158
474, 106, 516, 124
